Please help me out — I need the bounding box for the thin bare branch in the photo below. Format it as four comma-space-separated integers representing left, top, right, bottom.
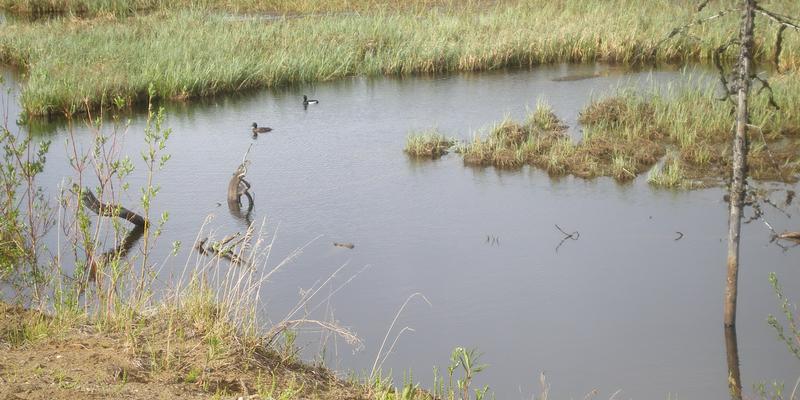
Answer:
666, 7, 738, 40
755, 6, 800, 31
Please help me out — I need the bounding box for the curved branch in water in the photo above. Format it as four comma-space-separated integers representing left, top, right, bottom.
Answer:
78, 187, 147, 282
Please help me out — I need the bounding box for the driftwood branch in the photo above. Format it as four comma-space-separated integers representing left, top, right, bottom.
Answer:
78, 187, 147, 282
777, 232, 800, 242
81, 188, 147, 227
228, 160, 253, 209
228, 148, 255, 225
195, 233, 251, 267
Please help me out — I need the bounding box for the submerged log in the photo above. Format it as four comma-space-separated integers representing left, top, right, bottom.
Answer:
81, 188, 146, 227
78, 187, 147, 282
777, 231, 800, 242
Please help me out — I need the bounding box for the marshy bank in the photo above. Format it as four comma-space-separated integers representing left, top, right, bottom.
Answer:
0, 302, 372, 399
0, 0, 799, 118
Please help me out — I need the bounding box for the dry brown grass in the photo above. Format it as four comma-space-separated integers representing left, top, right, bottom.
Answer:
0, 301, 369, 400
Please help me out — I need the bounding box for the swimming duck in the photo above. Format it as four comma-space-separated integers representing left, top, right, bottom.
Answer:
303, 95, 319, 105
251, 122, 272, 134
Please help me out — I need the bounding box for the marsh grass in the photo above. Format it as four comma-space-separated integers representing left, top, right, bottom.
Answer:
0, 0, 499, 16
455, 77, 800, 185
647, 157, 688, 188
404, 130, 454, 159
1, 0, 799, 117
570, 74, 800, 185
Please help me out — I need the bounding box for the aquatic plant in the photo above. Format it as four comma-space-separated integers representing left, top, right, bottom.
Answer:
647, 157, 686, 188
404, 130, 454, 159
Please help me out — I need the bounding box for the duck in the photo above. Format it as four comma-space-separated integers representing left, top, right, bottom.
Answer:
303, 95, 319, 105
251, 122, 272, 134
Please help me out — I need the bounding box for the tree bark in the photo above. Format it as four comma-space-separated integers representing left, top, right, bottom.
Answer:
725, 0, 755, 329
227, 161, 253, 211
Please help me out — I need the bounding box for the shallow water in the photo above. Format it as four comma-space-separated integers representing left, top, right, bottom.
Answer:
2, 63, 799, 399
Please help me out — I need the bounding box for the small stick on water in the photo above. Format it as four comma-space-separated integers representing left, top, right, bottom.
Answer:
674, 231, 684, 241
554, 224, 580, 253
242, 143, 253, 164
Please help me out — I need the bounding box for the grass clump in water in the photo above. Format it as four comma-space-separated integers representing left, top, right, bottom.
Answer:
462, 103, 569, 170
577, 79, 800, 185
405, 130, 454, 159
648, 157, 687, 188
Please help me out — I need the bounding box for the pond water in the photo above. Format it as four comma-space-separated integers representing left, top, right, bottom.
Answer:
2, 63, 799, 399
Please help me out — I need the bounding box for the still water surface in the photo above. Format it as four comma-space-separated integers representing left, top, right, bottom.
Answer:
2, 63, 798, 399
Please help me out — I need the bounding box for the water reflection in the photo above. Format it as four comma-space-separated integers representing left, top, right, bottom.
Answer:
725, 326, 743, 400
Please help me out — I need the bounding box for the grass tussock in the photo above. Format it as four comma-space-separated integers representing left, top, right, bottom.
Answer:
462, 105, 569, 171
647, 157, 688, 188
456, 77, 800, 185
404, 130, 454, 159
1, 0, 799, 117
461, 100, 662, 181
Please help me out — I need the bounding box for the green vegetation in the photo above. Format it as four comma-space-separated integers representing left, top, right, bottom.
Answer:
0, 119, 50, 293
0, 0, 491, 16
647, 157, 687, 188
451, 78, 800, 186
1, 0, 799, 117
405, 130, 454, 159
768, 272, 800, 361
460, 103, 567, 170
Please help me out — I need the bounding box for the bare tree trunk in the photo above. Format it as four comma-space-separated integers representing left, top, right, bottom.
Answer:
725, 0, 755, 329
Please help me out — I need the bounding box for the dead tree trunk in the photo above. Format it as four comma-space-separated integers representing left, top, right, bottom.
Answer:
725, 0, 755, 329
227, 160, 253, 212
